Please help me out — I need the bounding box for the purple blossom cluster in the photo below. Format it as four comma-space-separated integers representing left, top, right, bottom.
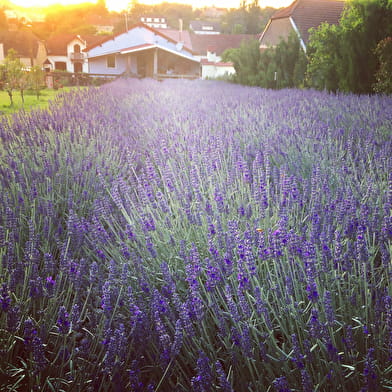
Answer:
0, 79, 391, 391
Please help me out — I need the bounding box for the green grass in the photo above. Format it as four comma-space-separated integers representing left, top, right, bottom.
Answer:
0, 87, 85, 116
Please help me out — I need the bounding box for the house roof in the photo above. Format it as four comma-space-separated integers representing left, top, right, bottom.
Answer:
190, 20, 221, 32
46, 34, 82, 55
0, 30, 40, 58
191, 34, 257, 56
87, 24, 198, 63
156, 28, 193, 50
46, 33, 106, 55
85, 22, 194, 54
271, 0, 346, 43
201, 59, 234, 67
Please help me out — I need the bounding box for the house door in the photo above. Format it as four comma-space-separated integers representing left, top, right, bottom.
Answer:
137, 55, 147, 78
74, 62, 83, 73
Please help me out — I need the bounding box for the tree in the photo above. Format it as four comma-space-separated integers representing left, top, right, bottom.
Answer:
373, 36, 392, 94
18, 71, 29, 105
306, 23, 342, 91
221, 3, 275, 34
222, 39, 263, 85
222, 33, 307, 88
29, 66, 45, 100
1, 49, 23, 106
307, 0, 392, 93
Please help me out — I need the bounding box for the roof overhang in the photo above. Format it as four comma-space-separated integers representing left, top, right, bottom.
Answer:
289, 16, 307, 52
121, 43, 200, 63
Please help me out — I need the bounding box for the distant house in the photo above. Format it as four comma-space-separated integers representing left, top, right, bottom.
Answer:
85, 15, 119, 34
259, 0, 346, 52
202, 7, 227, 19
191, 34, 256, 79
0, 30, 46, 68
140, 16, 168, 29
85, 23, 199, 78
44, 34, 104, 73
190, 20, 221, 35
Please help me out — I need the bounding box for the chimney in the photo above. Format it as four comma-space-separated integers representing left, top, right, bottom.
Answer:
179, 18, 183, 42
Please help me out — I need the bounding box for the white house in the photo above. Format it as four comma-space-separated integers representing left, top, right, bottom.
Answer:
86, 23, 200, 78
190, 20, 221, 35
140, 16, 168, 29
44, 34, 89, 73
190, 34, 256, 79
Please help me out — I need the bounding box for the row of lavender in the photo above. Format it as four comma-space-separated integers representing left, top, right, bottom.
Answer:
0, 79, 391, 391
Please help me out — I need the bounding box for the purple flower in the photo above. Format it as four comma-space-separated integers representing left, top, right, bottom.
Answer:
7, 305, 21, 333
362, 348, 379, 391
291, 333, 305, 369
57, 306, 70, 335
323, 291, 335, 326
306, 280, 319, 303
301, 369, 313, 392
0, 283, 11, 312
215, 361, 233, 392
171, 319, 183, 358
191, 351, 213, 392
273, 376, 292, 392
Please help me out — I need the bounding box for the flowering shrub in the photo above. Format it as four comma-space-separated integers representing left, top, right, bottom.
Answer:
0, 79, 391, 391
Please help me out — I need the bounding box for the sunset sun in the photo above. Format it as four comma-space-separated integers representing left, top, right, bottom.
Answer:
10, 0, 294, 12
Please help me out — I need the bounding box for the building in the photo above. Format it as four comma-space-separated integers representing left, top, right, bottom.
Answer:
259, 0, 346, 52
86, 23, 199, 79
44, 34, 104, 73
140, 16, 168, 29
190, 33, 256, 79
190, 20, 221, 35
0, 30, 46, 68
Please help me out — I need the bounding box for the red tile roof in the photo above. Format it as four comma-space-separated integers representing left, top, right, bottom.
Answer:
156, 28, 193, 50
271, 0, 346, 43
46, 34, 82, 55
46, 34, 107, 55
190, 34, 257, 56
85, 23, 195, 53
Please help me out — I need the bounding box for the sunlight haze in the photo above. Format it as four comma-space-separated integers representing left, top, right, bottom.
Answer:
11, 0, 293, 12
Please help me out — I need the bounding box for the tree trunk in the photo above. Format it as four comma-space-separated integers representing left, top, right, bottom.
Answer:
7, 90, 13, 106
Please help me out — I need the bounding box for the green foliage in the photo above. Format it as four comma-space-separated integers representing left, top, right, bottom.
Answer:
222, 39, 262, 86
307, 0, 392, 93
373, 36, 392, 94
0, 49, 23, 106
306, 23, 342, 91
223, 33, 307, 88
126, 1, 194, 30
220, 2, 275, 34
29, 66, 45, 100
44, 2, 108, 38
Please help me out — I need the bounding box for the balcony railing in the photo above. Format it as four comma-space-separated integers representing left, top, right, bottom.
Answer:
70, 52, 86, 61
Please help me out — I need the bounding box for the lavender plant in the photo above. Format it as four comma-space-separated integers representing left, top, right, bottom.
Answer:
0, 79, 391, 391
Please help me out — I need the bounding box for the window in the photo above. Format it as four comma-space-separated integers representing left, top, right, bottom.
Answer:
107, 54, 116, 68
55, 61, 67, 70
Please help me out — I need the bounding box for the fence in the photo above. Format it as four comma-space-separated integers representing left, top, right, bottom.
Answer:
45, 72, 119, 89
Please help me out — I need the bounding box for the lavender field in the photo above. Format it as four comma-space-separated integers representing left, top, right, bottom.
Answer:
0, 79, 391, 391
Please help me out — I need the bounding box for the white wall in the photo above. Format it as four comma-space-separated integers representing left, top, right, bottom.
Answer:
202, 64, 235, 79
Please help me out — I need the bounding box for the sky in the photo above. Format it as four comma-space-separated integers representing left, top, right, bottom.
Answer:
10, 0, 293, 12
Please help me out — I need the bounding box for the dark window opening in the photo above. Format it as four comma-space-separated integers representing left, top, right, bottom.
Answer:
107, 54, 116, 68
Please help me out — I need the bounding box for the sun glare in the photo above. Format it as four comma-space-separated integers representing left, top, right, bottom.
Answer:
11, 0, 293, 12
